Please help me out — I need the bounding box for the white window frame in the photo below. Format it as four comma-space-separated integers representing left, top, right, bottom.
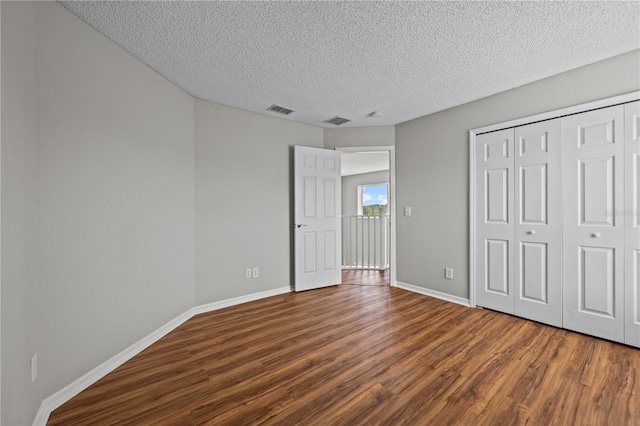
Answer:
358, 183, 389, 216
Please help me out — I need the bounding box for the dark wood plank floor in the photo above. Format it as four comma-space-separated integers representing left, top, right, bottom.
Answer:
341, 268, 388, 286
48, 281, 639, 425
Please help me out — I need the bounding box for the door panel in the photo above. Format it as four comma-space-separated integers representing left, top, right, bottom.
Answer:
295, 146, 342, 291
476, 129, 515, 314
520, 242, 547, 303
563, 105, 625, 342
303, 232, 317, 273
520, 164, 547, 224
578, 119, 616, 147
580, 246, 615, 317
514, 119, 562, 327
323, 231, 336, 270
486, 239, 509, 294
625, 101, 640, 347
486, 168, 510, 223
323, 179, 336, 217
304, 177, 316, 218
579, 156, 615, 226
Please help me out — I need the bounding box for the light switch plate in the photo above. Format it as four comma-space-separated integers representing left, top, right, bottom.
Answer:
404, 206, 412, 216
252, 267, 259, 278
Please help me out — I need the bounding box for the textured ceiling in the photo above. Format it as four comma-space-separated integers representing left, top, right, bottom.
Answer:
59, 1, 640, 128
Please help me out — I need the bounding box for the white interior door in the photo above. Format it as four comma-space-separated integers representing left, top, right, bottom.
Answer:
562, 105, 625, 342
475, 128, 515, 314
625, 101, 640, 347
514, 119, 562, 327
294, 146, 342, 292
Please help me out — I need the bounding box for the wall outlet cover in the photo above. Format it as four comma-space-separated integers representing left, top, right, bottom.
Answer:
31, 353, 38, 383
252, 267, 259, 278
445, 268, 454, 280
245, 268, 252, 278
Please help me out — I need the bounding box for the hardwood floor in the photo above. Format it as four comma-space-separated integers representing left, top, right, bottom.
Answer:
341, 268, 388, 286
48, 284, 639, 425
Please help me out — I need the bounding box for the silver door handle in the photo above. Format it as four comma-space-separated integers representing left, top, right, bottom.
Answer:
591, 232, 601, 238
526, 230, 536, 235
295, 224, 308, 228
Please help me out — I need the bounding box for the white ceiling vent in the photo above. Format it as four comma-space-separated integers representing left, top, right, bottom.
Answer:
323, 116, 351, 126
267, 104, 294, 115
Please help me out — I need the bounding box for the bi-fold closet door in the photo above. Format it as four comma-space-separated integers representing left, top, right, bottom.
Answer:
562, 105, 626, 342
476, 100, 640, 347
475, 119, 562, 328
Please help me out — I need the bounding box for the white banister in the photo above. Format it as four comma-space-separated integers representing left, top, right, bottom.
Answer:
342, 211, 390, 270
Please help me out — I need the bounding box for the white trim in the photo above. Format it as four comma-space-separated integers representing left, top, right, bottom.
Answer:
335, 146, 397, 287
469, 130, 477, 307
1, 4, 3, 422
357, 182, 389, 216
32, 310, 194, 425
396, 281, 471, 307
192, 286, 291, 315
472, 91, 640, 135
468, 91, 640, 310
32, 286, 291, 426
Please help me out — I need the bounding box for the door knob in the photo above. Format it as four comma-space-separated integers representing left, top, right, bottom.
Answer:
526, 230, 536, 235
295, 224, 308, 229
591, 232, 601, 238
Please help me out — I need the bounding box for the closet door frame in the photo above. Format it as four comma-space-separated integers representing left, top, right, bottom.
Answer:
470, 91, 639, 308
625, 101, 640, 346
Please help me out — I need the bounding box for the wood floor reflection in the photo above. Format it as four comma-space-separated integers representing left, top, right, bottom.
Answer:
341, 268, 388, 286
48, 278, 639, 425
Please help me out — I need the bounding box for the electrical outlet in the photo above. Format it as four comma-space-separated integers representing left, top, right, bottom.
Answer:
252, 267, 259, 278
445, 268, 454, 280
31, 353, 38, 383
404, 206, 412, 216
245, 268, 252, 278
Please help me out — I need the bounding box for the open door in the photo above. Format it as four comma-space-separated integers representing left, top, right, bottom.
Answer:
294, 146, 342, 291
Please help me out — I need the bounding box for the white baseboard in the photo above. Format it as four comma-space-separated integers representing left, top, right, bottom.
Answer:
192, 286, 291, 315
33, 286, 291, 425
396, 281, 470, 307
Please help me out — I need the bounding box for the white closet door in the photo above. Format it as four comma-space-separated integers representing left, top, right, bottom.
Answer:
476, 128, 515, 314
514, 119, 562, 327
625, 101, 640, 347
562, 105, 625, 342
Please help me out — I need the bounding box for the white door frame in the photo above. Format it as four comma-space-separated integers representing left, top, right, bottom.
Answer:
336, 146, 397, 287
469, 91, 640, 308
1, 4, 4, 420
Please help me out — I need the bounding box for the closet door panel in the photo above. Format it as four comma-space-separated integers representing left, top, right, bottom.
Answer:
514, 119, 562, 327
563, 105, 625, 343
476, 129, 515, 314
625, 100, 640, 347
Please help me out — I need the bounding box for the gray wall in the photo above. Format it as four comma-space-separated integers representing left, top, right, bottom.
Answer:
2, 2, 196, 423
1, 3, 44, 424
324, 125, 395, 149
2, 2, 639, 424
395, 49, 640, 299
342, 171, 390, 216
195, 100, 323, 303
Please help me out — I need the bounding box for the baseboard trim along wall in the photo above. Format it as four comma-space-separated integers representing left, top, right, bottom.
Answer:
32, 286, 292, 426
396, 281, 471, 307
191, 286, 291, 316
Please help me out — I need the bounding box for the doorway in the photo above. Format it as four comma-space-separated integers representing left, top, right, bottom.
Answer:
337, 146, 396, 287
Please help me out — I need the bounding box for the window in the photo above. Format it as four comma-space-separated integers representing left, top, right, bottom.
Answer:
358, 183, 388, 215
